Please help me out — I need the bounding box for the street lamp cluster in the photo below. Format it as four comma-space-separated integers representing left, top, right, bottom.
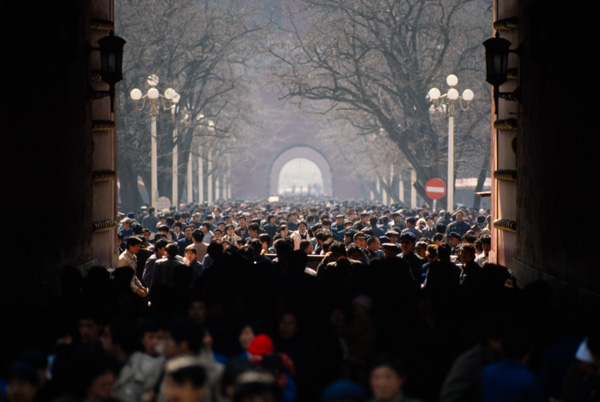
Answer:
130, 75, 180, 210
427, 74, 474, 210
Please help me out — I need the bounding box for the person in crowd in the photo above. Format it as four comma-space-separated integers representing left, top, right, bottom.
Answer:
398, 232, 425, 284
367, 354, 423, 402
117, 236, 148, 297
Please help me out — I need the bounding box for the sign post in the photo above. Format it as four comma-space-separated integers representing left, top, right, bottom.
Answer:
425, 178, 446, 211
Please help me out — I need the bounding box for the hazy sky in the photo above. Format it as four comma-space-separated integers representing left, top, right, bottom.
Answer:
278, 157, 323, 194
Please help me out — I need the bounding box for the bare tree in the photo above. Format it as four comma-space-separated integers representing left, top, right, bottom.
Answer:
269, 0, 491, 209
115, 0, 273, 212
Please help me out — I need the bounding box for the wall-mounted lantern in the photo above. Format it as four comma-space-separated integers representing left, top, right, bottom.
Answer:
89, 31, 126, 111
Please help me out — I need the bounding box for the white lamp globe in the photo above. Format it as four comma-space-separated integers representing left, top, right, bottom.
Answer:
447, 88, 459, 100
147, 87, 160, 100
446, 74, 458, 87
147, 74, 159, 87
130, 88, 142, 101
462, 89, 474, 102
165, 88, 178, 100
428, 87, 441, 101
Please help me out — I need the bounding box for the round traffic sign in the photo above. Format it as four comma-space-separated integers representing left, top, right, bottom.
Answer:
425, 178, 446, 200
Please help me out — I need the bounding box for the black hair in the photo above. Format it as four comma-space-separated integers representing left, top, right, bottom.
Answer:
155, 238, 169, 249
165, 356, 208, 388
167, 316, 206, 354
192, 229, 205, 242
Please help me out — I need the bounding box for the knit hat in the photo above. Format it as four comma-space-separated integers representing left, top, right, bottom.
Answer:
248, 334, 274, 356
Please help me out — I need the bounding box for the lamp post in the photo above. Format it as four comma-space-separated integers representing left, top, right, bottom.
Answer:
428, 74, 474, 211
130, 75, 180, 210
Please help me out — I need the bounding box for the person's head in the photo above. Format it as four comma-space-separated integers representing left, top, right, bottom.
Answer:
299, 239, 313, 254
248, 223, 260, 238
155, 238, 169, 257
346, 244, 363, 261
459, 243, 476, 263
382, 243, 400, 259
126, 236, 143, 254
448, 232, 461, 248
201, 222, 211, 233
437, 243, 452, 262
139, 315, 165, 357
192, 229, 205, 243
425, 216, 434, 227
278, 312, 299, 340
258, 233, 272, 250
213, 228, 223, 239
367, 236, 380, 252
166, 242, 179, 258
187, 297, 207, 324
238, 321, 265, 352
78, 311, 105, 345
480, 234, 491, 253
399, 232, 416, 254
278, 224, 289, 237
297, 220, 308, 232
173, 222, 183, 233
121, 217, 132, 230
158, 224, 171, 236
4, 361, 41, 402
425, 244, 438, 262
368, 354, 407, 401
163, 356, 208, 402
432, 232, 444, 245
232, 371, 280, 402
164, 317, 206, 359
455, 210, 465, 222
321, 379, 367, 402
185, 245, 197, 262
385, 230, 399, 244
353, 232, 367, 249
414, 241, 428, 258
183, 225, 194, 240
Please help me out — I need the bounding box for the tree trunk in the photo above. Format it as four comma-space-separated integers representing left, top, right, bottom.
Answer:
118, 158, 145, 214
472, 152, 490, 210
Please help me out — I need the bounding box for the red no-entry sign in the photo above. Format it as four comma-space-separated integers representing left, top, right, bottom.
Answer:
425, 178, 446, 200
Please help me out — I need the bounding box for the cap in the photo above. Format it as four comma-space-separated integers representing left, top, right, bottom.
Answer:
353, 232, 366, 240
399, 231, 416, 241
448, 232, 461, 239
382, 243, 400, 251
248, 334, 274, 356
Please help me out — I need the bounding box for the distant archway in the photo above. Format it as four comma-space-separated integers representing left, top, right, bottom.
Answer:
278, 158, 324, 195
269, 145, 333, 196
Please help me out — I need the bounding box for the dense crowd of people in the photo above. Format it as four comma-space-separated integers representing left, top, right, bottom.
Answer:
2, 198, 598, 402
